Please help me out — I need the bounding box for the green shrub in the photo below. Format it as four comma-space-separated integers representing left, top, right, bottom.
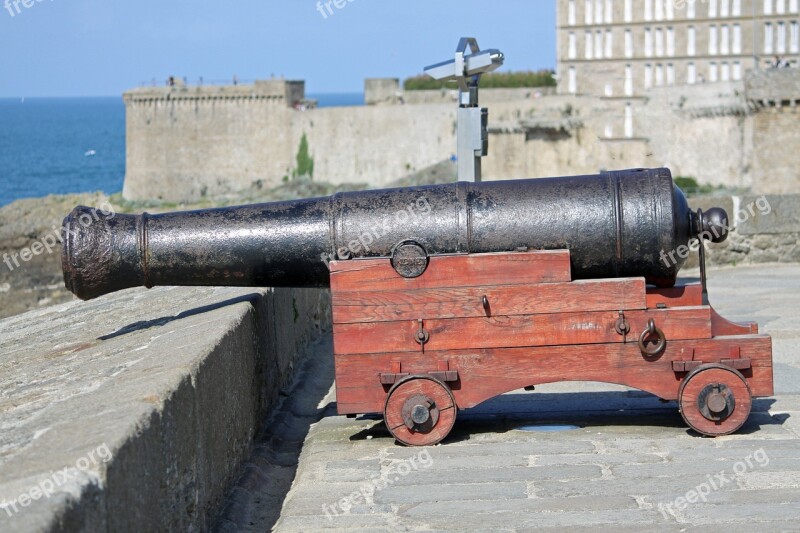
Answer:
404, 70, 556, 91
673, 176, 700, 192
673, 176, 725, 195
293, 133, 314, 179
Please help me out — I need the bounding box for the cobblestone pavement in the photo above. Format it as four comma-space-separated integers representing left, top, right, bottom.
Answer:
246, 265, 800, 532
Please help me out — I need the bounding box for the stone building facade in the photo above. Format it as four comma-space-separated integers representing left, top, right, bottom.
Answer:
557, 0, 800, 98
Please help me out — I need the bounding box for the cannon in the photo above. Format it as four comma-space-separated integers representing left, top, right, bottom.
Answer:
62, 168, 773, 444
63, 168, 723, 299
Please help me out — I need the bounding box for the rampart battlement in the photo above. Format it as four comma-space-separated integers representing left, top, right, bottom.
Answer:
746, 68, 800, 106
124, 79, 306, 107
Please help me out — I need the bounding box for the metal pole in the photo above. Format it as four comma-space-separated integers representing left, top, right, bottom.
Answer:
424, 38, 504, 182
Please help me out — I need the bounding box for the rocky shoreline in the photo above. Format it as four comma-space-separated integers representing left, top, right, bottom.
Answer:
0, 193, 114, 319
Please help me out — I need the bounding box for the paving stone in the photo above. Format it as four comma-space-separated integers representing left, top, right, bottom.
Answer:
398, 494, 639, 519
371, 481, 529, 505
679, 501, 800, 524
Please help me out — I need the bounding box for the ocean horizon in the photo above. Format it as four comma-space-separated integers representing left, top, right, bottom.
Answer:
0, 92, 365, 207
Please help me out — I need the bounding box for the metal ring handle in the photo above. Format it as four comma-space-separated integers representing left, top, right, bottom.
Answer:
638, 319, 666, 357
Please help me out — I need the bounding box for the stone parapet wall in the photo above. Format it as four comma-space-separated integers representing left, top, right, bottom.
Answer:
0, 285, 330, 531
124, 79, 305, 104
746, 68, 800, 103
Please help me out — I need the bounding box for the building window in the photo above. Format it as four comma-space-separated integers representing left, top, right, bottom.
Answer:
625, 64, 633, 95
655, 0, 664, 20
569, 67, 577, 94
625, 104, 633, 138
733, 61, 742, 80
605, 82, 614, 96
667, 27, 675, 55
688, 62, 697, 84
791, 0, 799, 13
645, 0, 653, 20
733, 0, 742, 16
605, 29, 614, 57
605, 0, 613, 23
721, 0, 730, 17
667, 63, 675, 85
709, 26, 718, 55
764, 0, 773, 15
645, 27, 654, 56
586, 31, 594, 58
568, 0, 577, 25
595, 31, 604, 57
778, 22, 787, 52
656, 64, 665, 86
709, 0, 718, 17
721, 62, 730, 80
688, 0, 696, 18
595, 0, 604, 23
765, 22, 774, 53
791, 21, 799, 53
688, 26, 696, 55
733, 24, 742, 53
721, 25, 730, 54
777, 0, 786, 14
656, 27, 664, 56
605, 124, 614, 138
625, 29, 634, 57
666, 0, 674, 20
569, 32, 577, 59
585, 0, 593, 24
645, 63, 653, 88
709, 62, 719, 82
625, 0, 633, 21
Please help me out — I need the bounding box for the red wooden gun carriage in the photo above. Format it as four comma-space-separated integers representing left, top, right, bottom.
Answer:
330, 249, 773, 446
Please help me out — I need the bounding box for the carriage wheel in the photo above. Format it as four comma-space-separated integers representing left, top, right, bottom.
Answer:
678, 363, 752, 436
384, 375, 457, 446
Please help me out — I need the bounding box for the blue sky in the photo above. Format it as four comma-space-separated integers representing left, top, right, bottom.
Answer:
0, 0, 556, 98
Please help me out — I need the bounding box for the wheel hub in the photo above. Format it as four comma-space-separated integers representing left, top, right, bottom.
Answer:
401, 394, 439, 432
698, 382, 735, 421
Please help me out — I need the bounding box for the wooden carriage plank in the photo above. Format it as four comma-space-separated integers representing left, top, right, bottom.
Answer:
332, 278, 647, 324
329, 250, 572, 293
332, 307, 712, 355
333, 335, 773, 414
710, 307, 759, 335
646, 283, 703, 308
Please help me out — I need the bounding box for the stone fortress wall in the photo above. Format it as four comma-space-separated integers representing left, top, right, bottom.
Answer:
122, 70, 800, 203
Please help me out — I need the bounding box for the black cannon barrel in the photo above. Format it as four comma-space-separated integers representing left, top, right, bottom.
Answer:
62, 168, 728, 300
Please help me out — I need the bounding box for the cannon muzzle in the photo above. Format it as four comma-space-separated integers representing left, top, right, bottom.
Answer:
62, 168, 727, 300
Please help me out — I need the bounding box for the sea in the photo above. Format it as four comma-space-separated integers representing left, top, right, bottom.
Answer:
0, 92, 364, 207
